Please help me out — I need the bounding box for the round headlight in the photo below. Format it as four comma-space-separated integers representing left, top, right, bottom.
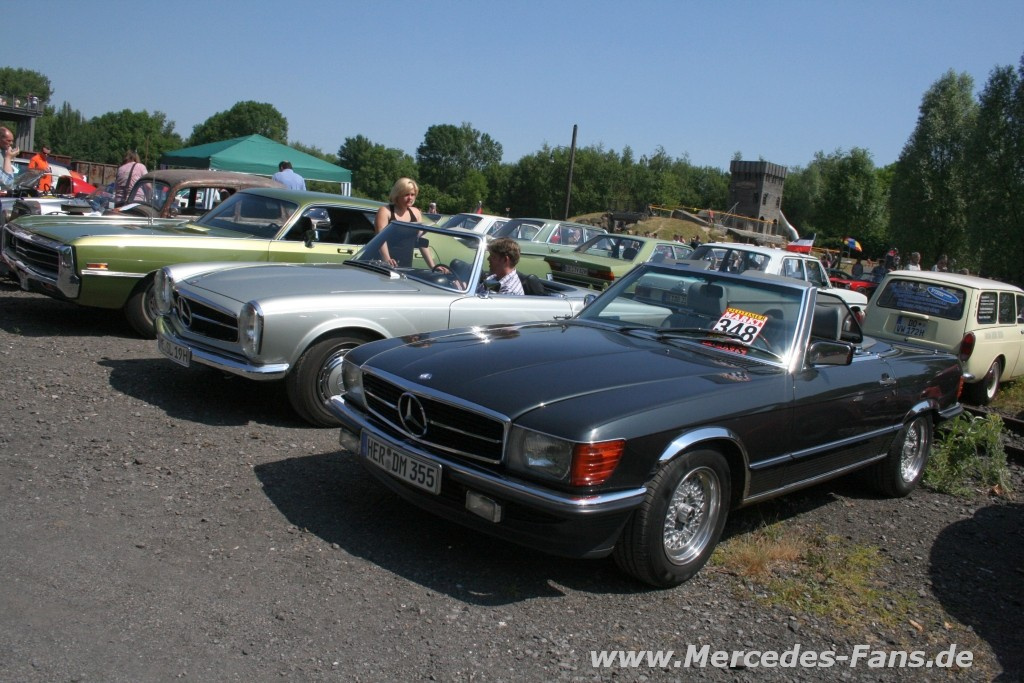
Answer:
154, 268, 174, 315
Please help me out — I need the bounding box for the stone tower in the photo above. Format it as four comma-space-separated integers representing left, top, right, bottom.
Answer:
727, 160, 787, 236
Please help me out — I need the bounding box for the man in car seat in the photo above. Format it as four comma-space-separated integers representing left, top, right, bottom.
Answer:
478, 238, 525, 296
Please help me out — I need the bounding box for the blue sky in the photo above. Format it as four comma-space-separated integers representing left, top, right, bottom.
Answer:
7, 1, 1023, 171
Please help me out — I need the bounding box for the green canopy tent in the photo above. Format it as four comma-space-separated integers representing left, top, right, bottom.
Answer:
159, 134, 352, 193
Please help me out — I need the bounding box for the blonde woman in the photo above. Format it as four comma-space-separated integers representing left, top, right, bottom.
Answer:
374, 177, 435, 268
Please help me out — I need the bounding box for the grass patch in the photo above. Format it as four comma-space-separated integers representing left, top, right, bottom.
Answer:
713, 523, 921, 631
990, 379, 1024, 417
926, 413, 1013, 498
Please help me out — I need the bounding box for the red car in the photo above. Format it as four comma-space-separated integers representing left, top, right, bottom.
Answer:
828, 268, 879, 298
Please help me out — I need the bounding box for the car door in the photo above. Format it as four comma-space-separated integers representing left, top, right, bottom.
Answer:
786, 304, 903, 482
268, 206, 376, 264
447, 291, 576, 328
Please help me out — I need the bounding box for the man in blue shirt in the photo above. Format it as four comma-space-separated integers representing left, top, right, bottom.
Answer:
272, 161, 306, 191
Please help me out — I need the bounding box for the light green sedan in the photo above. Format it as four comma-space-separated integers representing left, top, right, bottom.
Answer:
1, 188, 387, 337
545, 233, 694, 289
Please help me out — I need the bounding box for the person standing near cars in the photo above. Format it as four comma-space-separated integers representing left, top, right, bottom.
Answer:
0, 127, 18, 186
272, 161, 306, 190
28, 144, 52, 193
374, 177, 436, 268
114, 150, 148, 205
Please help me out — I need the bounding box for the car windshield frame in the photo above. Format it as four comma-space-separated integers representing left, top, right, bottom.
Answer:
578, 264, 810, 365
348, 221, 485, 294
193, 191, 299, 238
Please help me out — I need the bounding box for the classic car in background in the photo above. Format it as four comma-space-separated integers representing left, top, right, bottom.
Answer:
688, 242, 870, 310
489, 217, 608, 265
439, 212, 510, 235
863, 269, 1024, 404
154, 221, 594, 426
1, 170, 109, 224
110, 169, 284, 219
544, 233, 694, 289
330, 263, 962, 587
2, 188, 386, 337
828, 267, 880, 299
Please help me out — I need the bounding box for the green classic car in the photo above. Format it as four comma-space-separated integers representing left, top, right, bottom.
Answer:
1, 188, 387, 337
545, 233, 694, 289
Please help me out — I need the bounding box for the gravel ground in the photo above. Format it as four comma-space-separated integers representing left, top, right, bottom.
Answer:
1, 280, 1022, 682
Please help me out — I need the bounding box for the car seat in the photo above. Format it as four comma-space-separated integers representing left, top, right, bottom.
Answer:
517, 272, 547, 296
811, 305, 841, 341
661, 282, 724, 328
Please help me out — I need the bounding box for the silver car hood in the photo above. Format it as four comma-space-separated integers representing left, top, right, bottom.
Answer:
181, 262, 422, 304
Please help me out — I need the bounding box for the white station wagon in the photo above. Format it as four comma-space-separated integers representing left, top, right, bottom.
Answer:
862, 270, 1024, 404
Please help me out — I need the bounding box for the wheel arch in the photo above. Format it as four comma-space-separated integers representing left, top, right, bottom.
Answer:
656, 427, 749, 508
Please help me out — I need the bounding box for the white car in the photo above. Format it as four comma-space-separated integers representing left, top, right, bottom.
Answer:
863, 270, 1024, 404
688, 242, 870, 310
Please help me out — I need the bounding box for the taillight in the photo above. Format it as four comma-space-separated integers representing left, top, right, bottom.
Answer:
958, 332, 976, 362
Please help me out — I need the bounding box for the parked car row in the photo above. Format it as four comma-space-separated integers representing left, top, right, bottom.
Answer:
7, 180, 1024, 587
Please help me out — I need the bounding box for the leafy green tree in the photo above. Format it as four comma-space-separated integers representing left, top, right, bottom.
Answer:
416, 123, 502, 193
188, 101, 287, 145
0, 67, 52, 106
814, 148, 886, 251
338, 135, 417, 201
966, 56, 1024, 281
889, 70, 978, 270
33, 102, 90, 160
79, 109, 183, 167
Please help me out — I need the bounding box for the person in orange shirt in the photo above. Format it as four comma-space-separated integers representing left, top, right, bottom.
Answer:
29, 145, 52, 193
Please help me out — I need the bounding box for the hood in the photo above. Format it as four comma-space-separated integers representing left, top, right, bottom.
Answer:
10, 214, 225, 240
359, 321, 774, 420
181, 262, 424, 305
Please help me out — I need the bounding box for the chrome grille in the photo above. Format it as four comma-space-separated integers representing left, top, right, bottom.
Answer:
174, 294, 238, 342
363, 373, 506, 463
5, 231, 59, 277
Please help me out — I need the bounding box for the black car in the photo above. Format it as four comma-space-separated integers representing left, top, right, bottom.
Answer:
329, 263, 963, 587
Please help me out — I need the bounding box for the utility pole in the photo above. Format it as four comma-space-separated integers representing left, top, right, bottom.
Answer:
563, 124, 577, 220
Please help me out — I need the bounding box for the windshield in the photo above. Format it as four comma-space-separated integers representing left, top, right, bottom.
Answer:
194, 191, 298, 238
579, 265, 807, 363
573, 234, 645, 261
350, 221, 484, 293
491, 218, 545, 241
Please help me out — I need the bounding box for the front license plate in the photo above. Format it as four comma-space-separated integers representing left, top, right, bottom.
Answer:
362, 433, 441, 494
563, 264, 588, 276
158, 337, 191, 367
894, 315, 927, 338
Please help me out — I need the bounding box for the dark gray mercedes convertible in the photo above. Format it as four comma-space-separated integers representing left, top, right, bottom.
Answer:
329, 262, 963, 587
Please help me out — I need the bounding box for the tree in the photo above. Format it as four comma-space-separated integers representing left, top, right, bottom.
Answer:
33, 103, 90, 160
889, 70, 978, 270
0, 67, 52, 106
338, 135, 416, 201
416, 123, 502, 193
814, 148, 887, 252
965, 56, 1024, 282
189, 101, 287, 146
79, 109, 183, 167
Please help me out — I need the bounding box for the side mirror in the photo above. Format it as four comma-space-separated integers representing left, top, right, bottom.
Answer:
807, 340, 854, 366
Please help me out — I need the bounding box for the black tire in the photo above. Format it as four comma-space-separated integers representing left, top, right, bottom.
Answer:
963, 359, 1001, 405
120, 203, 160, 218
124, 277, 158, 339
286, 334, 372, 427
613, 449, 730, 588
869, 414, 932, 497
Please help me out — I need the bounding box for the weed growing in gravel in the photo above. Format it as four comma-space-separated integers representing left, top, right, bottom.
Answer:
714, 525, 923, 631
927, 413, 1013, 497
990, 379, 1024, 415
